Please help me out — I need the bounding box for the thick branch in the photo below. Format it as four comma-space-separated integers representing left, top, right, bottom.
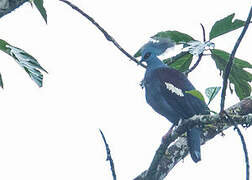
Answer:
0, 0, 29, 19
134, 96, 252, 180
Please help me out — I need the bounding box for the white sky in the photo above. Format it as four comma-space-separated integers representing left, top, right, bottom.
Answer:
0, 0, 251, 180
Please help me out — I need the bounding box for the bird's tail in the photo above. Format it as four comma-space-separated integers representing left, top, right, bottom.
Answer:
187, 127, 201, 163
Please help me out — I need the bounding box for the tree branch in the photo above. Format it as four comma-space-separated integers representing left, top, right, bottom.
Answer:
235, 126, 250, 180
0, 0, 29, 18
134, 96, 252, 180
218, 8, 252, 179
220, 6, 252, 112
59, 0, 146, 68
99, 129, 117, 180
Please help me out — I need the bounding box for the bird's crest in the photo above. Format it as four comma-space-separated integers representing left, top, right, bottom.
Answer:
141, 37, 175, 56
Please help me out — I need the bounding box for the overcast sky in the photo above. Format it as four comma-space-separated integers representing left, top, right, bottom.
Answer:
0, 0, 251, 180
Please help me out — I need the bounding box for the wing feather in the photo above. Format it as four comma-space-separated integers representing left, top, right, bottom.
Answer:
153, 67, 209, 120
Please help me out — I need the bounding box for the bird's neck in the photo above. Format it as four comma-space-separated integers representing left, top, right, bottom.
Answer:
146, 57, 166, 71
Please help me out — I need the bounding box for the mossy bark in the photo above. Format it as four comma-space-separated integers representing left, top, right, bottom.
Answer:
134, 96, 252, 180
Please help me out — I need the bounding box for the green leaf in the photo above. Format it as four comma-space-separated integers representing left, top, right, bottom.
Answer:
0, 39, 10, 53
211, 49, 252, 100
163, 52, 193, 72
205, 86, 221, 105
33, 0, 47, 24
134, 31, 194, 58
152, 31, 194, 44
0, 39, 47, 87
185, 90, 205, 103
209, 13, 245, 40
134, 49, 141, 58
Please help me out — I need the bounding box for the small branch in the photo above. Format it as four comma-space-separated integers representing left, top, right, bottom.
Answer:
99, 129, 117, 180
235, 126, 250, 180
224, 111, 250, 180
184, 23, 206, 75
200, 23, 206, 42
59, 0, 146, 68
184, 53, 203, 75
220, 6, 252, 112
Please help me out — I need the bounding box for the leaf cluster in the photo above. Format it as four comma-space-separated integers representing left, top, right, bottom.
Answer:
0, 0, 47, 87
0, 39, 47, 87
135, 13, 252, 101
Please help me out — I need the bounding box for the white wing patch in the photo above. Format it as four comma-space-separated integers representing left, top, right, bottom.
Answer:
165, 82, 184, 97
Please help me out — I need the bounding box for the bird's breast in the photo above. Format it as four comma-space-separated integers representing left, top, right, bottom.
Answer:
144, 80, 162, 104
143, 77, 180, 123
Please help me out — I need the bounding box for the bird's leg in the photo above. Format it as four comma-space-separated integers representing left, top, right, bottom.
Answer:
162, 124, 176, 143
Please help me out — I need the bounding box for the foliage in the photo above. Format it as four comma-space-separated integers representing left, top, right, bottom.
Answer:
211, 49, 252, 100
205, 86, 221, 105
185, 90, 205, 103
135, 13, 251, 100
0, 39, 47, 87
164, 52, 193, 72
0, 0, 47, 88
31, 0, 47, 23
209, 13, 245, 40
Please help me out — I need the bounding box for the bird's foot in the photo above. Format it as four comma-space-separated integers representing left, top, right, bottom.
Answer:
139, 79, 145, 89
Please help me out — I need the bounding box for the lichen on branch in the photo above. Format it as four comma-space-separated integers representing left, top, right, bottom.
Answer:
134, 96, 252, 180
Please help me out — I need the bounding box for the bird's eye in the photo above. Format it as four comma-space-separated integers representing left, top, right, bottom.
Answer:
143, 52, 151, 59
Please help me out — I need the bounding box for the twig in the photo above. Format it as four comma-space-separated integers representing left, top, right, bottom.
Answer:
235, 126, 250, 180
200, 23, 206, 42
223, 111, 250, 180
99, 129, 117, 180
184, 53, 203, 75
184, 24, 206, 75
59, 0, 146, 68
220, 6, 252, 112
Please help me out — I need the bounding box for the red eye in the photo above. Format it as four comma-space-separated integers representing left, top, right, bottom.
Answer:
143, 52, 151, 59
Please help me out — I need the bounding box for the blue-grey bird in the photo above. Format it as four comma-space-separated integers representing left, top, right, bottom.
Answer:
140, 38, 209, 163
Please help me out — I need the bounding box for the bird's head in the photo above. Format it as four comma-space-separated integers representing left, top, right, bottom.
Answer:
139, 37, 174, 66
140, 50, 155, 64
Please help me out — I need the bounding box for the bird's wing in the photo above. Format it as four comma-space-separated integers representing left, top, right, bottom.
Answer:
153, 67, 209, 120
